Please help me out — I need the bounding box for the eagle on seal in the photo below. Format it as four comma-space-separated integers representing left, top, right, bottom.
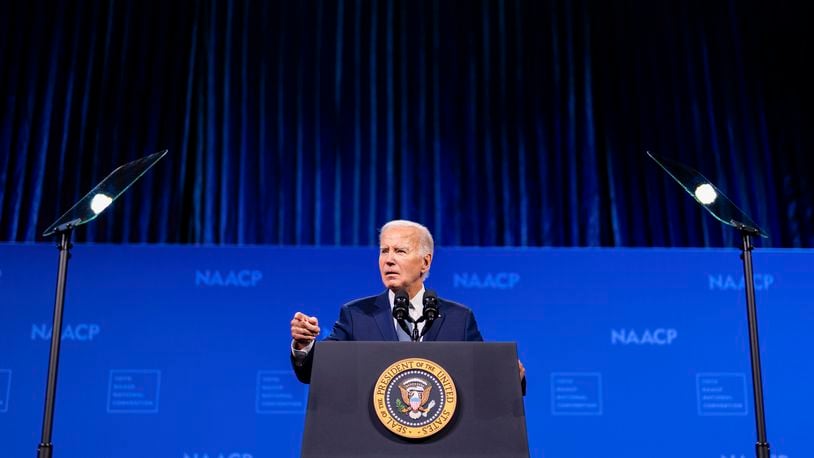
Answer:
398, 384, 435, 419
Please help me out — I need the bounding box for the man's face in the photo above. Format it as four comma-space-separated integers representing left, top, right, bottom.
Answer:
379, 226, 432, 296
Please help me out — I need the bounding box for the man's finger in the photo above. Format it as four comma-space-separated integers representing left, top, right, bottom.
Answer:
292, 331, 315, 341
292, 320, 320, 337
302, 322, 320, 334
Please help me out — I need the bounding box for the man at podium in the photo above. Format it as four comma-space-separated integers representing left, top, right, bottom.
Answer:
289, 219, 525, 391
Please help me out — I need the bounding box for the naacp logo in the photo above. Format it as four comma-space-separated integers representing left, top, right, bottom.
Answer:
373, 358, 457, 439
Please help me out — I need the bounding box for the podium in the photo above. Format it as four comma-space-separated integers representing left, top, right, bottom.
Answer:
300, 341, 529, 458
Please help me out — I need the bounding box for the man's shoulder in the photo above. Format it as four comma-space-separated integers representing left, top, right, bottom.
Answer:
341, 292, 387, 312
438, 296, 474, 314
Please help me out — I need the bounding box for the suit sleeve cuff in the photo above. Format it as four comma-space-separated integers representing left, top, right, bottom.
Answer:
291, 340, 314, 362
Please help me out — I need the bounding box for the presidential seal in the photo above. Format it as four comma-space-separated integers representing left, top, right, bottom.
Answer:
373, 357, 457, 439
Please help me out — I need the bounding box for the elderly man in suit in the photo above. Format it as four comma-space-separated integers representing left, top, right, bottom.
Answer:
289, 219, 525, 390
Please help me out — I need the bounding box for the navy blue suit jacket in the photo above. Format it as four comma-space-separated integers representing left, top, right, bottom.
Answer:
291, 290, 483, 383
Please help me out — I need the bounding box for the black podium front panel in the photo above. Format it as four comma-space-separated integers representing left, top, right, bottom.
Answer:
301, 341, 529, 458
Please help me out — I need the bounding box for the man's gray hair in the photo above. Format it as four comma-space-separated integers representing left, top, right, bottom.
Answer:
380, 219, 434, 257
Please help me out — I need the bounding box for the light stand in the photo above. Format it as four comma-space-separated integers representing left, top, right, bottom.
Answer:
648, 151, 771, 458
35, 149, 167, 457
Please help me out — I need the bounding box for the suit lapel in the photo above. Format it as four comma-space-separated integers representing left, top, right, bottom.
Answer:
373, 291, 399, 341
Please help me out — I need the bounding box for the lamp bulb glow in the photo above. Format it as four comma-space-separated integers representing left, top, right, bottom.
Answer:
90, 193, 113, 215
694, 183, 717, 205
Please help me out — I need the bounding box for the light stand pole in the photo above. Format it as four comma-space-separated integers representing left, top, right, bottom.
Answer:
37, 228, 74, 458
738, 228, 770, 458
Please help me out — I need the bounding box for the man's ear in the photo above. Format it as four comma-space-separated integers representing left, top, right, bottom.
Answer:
422, 253, 432, 273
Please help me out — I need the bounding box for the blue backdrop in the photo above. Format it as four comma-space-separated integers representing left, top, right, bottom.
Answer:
0, 243, 810, 457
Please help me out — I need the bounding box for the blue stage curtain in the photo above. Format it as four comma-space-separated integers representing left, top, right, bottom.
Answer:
0, 0, 810, 247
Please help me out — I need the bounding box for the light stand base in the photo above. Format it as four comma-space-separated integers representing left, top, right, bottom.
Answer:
37, 443, 53, 458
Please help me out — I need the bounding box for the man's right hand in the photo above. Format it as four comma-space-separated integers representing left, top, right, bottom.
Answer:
291, 312, 321, 350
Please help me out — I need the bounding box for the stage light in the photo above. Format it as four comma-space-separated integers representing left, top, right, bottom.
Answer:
694, 183, 717, 205
90, 193, 113, 215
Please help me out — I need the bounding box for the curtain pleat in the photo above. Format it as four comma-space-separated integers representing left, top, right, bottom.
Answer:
1, 0, 810, 247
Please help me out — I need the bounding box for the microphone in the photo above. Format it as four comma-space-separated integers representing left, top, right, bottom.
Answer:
422, 289, 439, 322
392, 289, 410, 321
